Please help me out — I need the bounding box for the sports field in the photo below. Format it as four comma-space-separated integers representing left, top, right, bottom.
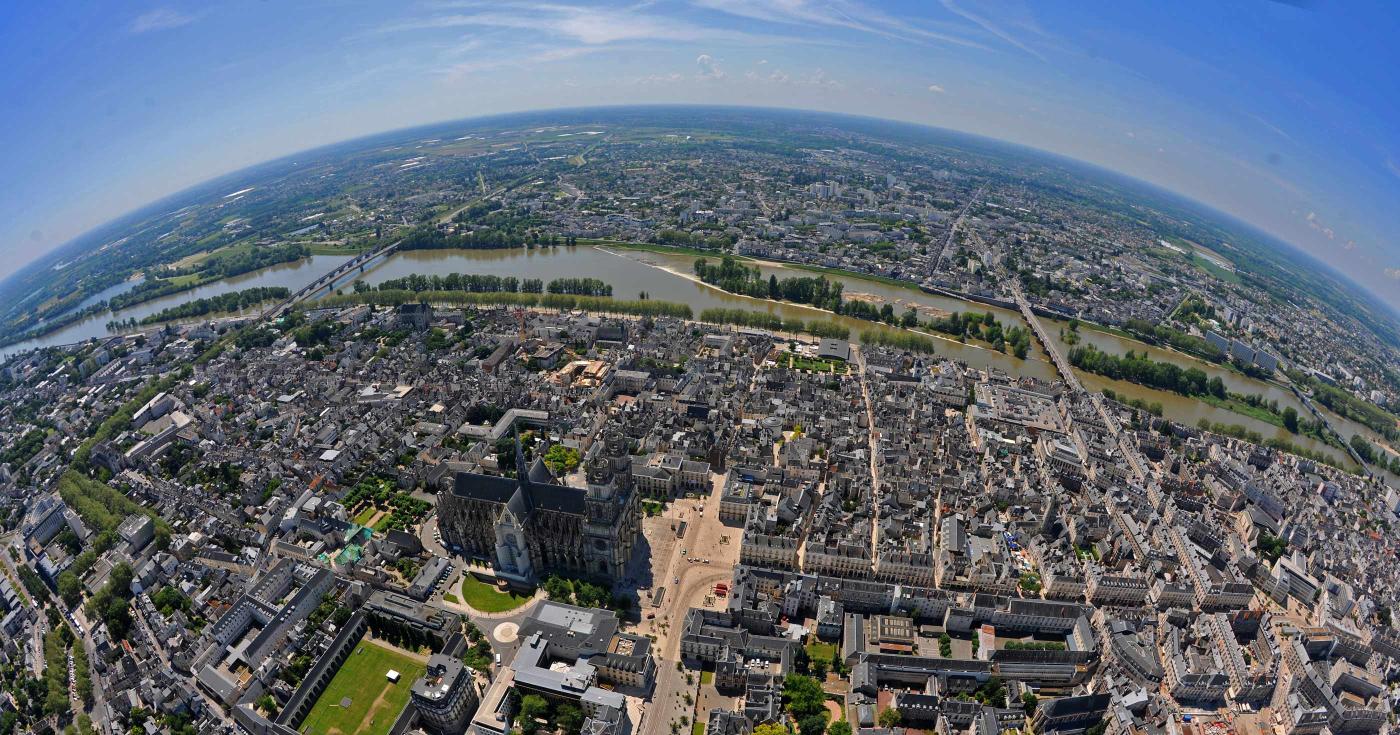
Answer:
300, 640, 427, 735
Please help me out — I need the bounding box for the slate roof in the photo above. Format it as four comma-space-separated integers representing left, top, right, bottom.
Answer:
450, 456, 587, 517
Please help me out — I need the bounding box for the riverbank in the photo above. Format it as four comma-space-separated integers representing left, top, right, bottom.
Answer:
347, 244, 1340, 456
596, 246, 1038, 360
596, 240, 1253, 374
587, 239, 933, 293
307, 243, 372, 256
8, 238, 1360, 469
579, 239, 731, 260
312, 290, 855, 345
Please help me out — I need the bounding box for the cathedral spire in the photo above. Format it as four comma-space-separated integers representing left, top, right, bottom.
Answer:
514, 423, 529, 480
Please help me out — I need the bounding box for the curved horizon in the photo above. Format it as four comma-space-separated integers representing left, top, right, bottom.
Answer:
2, 1, 1397, 313
6, 103, 1396, 322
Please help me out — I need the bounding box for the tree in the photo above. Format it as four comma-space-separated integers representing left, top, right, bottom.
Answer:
57, 572, 82, 607
828, 721, 853, 735
555, 703, 585, 735
792, 645, 810, 674
1021, 692, 1038, 714
518, 695, 550, 735
1350, 434, 1377, 464
783, 674, 826, 719
1282, 407, 1299, 433
755, 725, 790, 735
799, 715, 828, 735
543, 444, 581, 475
878, 708, 903, 729
544, 575, 574, 603
1256, 532, 1288, 562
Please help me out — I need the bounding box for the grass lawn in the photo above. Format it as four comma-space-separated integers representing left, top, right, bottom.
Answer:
163, 273, 206, 288
1191, 252, 1243, 284
351, 507, 378, 526
786, 352, 846, 373
308, 243, 372, 256
692, 723, 706, 735
169, 249, 217, 269
459, 575, 533, 613
1199, 394, 1284, 428
806, 641, 840, 664
582, 239, 733, 259
300, 640, 426, 735
700, 670, 714, 685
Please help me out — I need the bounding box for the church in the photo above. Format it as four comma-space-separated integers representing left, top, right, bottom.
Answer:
436, 430, 641, 584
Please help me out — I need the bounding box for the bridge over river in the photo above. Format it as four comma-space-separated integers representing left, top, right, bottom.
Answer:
260, 239, 401, 321
1012, 282, 1147, 482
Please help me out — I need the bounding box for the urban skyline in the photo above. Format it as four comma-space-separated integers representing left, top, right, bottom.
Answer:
2, 1, 1399, 309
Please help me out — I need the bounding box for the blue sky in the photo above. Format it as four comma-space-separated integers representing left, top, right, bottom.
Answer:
2, 1, 1398, 308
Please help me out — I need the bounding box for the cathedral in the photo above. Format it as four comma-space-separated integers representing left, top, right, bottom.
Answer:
436, 430, 641, 584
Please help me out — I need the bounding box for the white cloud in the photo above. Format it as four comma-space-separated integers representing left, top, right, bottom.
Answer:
692, 0, 987, 49
130, 8, 194, 34
636, 72, 685, 85
438, 44, 601, 78
1384, 267, 1400, 281
938, 0, 1045, 60
379, 2, 797, 46
1305, 211, 1337, 241
796, 68, 843, 89
696, 53, 725, 79
1248, 114, 1295, 143
367, 1, 852, 82
927, 84, 945, 93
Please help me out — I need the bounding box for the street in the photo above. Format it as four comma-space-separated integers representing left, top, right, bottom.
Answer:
635, 475, 738, 735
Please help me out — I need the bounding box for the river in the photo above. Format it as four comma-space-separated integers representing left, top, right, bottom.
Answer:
1040, 318, 1373, 468
0, 244, 1387, 470
351, 246, 1061, 381
0, 255, 347, 358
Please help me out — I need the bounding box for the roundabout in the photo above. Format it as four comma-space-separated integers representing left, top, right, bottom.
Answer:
493, 621, 520, 644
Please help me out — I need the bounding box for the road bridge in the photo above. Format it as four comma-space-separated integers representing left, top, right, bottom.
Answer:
1012, 282, 1147, 481
260, 238, 401, 320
